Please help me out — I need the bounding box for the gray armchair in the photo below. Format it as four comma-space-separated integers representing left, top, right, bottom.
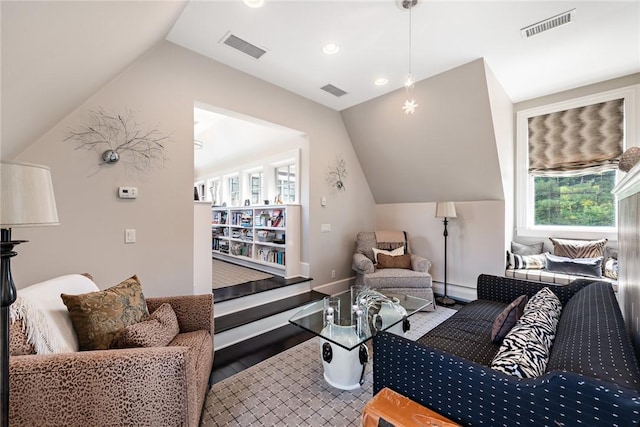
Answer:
352, 231, 434, 310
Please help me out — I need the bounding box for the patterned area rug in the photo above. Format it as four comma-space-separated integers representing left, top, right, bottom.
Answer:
200, 307, 456, 426
213, 259, 274, 289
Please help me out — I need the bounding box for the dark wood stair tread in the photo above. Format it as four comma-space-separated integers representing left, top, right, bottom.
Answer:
215, 290, 327, 333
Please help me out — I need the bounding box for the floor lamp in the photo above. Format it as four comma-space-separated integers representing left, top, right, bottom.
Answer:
435, 202, 456, 306
0, 161, 59, 426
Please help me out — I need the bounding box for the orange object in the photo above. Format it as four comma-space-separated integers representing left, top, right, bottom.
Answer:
361, 388, 461, 427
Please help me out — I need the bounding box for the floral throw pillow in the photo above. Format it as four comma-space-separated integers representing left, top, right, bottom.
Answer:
61, 275, 149, 351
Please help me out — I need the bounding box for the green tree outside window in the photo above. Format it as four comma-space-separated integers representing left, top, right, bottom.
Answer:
534, 170, 616, 227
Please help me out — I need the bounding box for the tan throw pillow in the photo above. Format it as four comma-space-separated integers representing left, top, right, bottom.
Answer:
549, 238, 607, 259
491, 295, 528, 344
372, 246, 404, 264
110, 303, 179, 349
61, 275, 149, 351
377, 253, 412, 269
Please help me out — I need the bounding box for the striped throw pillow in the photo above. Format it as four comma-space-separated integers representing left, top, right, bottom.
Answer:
506, 251, 547, 270
549, 238, 607, 259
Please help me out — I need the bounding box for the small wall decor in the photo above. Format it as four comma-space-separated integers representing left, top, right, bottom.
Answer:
327, 155, 348, 192
65, 108, 170, 171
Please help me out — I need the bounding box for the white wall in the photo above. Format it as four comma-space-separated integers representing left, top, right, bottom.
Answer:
375, 201, 506, 302
484, 60, 515, 250
14, 41, 375, 295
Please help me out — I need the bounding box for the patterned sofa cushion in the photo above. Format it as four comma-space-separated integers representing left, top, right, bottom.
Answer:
418, 299, 505, 365
547, 281, 640, 389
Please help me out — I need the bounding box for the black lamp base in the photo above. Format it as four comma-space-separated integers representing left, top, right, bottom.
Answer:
436, 295, 456, 306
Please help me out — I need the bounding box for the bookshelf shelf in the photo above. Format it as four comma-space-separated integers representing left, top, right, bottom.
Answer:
211, 204, 301, 278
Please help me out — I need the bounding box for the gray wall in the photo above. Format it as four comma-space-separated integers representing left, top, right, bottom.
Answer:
14, 41, 375, 295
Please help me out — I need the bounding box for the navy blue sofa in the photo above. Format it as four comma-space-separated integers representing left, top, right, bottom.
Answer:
373, 274, 640, 426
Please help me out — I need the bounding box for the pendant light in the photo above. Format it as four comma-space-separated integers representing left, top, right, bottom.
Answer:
402, 0, 418, 115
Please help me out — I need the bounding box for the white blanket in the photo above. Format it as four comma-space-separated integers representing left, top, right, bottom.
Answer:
9, 274, 99, 354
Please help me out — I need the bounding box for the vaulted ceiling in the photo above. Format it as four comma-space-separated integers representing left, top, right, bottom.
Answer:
2, 1, 639, 161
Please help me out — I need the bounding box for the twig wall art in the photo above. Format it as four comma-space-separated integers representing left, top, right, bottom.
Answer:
65, 108, 170, 171
327, 154, 348, 192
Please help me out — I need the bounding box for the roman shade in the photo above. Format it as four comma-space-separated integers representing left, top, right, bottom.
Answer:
528, 99, 624, 176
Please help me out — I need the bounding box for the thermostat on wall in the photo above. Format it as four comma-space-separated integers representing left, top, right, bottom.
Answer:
118, 187, 138, 199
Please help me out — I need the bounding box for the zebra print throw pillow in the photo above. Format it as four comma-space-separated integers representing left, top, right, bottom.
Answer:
491, 322, 553, 378
524, 287, 562, 309
491, 288, 562, 379
549, 238, 607, 259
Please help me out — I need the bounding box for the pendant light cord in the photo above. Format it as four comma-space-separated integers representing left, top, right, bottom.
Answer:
408, 2, 413, 78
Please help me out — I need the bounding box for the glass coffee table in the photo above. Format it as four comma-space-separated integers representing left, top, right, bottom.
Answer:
289, 288, 432, 390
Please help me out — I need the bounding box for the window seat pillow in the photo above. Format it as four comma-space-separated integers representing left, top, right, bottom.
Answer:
506, 251, 547, 270
545, 253, 603, 278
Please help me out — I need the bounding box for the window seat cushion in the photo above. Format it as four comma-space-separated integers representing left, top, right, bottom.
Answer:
505, 268, 617, 292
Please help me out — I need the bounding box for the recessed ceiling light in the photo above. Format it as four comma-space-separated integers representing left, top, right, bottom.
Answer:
242, 0, 264, 8
322, 43, 340, 55
374, 77, 389, 86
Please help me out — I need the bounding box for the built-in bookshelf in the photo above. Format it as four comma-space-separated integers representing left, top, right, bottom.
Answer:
211, 204, 301, 278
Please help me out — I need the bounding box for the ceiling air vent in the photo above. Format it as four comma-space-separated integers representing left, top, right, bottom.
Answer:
221, 33, 267, 59
521, 9, 576, 38
321, 84, 348, 97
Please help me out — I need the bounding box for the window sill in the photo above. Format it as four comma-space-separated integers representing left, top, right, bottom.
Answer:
516, 227, 617, 242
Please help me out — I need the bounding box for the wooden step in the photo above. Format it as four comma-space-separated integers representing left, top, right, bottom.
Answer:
214, 275, 312, 303
216, 290, 326, 333
214, 289, 326, 350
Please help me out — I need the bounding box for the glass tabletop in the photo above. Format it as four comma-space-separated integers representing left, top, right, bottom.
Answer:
289, 288, 431, 351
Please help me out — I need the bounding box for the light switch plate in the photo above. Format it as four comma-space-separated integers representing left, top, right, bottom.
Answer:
125, 229, 136, 243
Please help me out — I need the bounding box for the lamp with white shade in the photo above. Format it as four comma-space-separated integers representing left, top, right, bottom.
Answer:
435, 201, 456, 306
0, 161, 59, 425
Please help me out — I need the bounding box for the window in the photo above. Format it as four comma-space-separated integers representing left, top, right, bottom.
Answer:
208, 179, 221, 205
196, 150, 300, 206
516, 87, 637, 237
228, 176, 239, 206
249, 171, 263, 204
276, 163, 296, 203
533, 171, 616, 227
